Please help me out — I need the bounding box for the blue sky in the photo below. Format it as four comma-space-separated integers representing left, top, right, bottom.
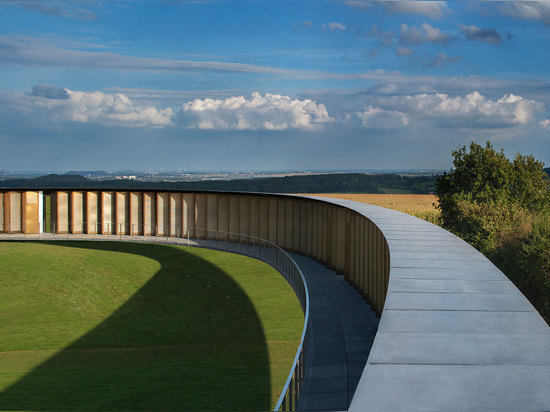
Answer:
0, 0, 549, 171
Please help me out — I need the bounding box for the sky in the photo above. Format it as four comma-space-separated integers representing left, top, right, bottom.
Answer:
0, 0, 549, 172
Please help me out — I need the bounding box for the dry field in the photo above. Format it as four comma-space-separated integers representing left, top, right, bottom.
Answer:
305, 193, 441, 225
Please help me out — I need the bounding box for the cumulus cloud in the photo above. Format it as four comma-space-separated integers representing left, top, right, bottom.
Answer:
344, 1, 448, 18
400, 23, 449, 45
328, 22, 347, 31
499, 1, 550, 25
357, 106, 409, 128
181, 92, 332, 130
458, 24, 502, 45
363, 92, 545, 129
29, 86, 174, 127
541, 119, 550, 128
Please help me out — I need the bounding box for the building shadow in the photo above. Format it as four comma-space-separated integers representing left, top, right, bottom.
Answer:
0, 241, 272, 411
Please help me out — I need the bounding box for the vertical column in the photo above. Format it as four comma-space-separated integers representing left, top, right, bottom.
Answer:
299, 202, 307, 254
129, 192, 143, 235
259, 198, 269, 240
182, 193, 195, 237
206, 194, 218, 238
195, 194, 207, 238
277, 199, 286, 248
56, 191, 69, 234
4, 192, 23, 233
334, 209, 345, 272
312, 204, 319, 260
292, 201, 300, 252
325, 208, 333, 268
229, 196, 240, 241
22, 191, 40, 234
285, 200, 294, 250
239, 197, 250, 240
101, 192, 114, 234
70, 191, 84, 234
367, 221, 375, 307
268, 198, 278, 244
156, 192, 170, 237
86, 192, 99, 234
115, 192, 129, 235
249, 197, 259, 238
169, 193, 182, 237
344, 212, 352, 278
0, 191, 4, 232
143, 192, 156, 236
218, 195, 229, 234
306, 202, 313, 256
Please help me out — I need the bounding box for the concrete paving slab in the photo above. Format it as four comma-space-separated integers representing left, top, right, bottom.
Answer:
383, 291, 534, 311
349, 364, 550, 412
369, 332, 550, 365
388, 278, 517, 294
378, 310, 549, 334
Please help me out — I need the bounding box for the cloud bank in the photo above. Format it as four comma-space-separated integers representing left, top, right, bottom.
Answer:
181, 92, 332, 130
345, 1, 448, 18
358, 91, 545, 129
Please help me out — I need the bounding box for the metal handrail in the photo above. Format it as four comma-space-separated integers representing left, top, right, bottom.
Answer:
1, 221, 310, 411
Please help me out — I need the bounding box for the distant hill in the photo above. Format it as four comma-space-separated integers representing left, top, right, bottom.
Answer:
545, 167, 549, 177
65, 171, 110, 177
0, 173, 438, 194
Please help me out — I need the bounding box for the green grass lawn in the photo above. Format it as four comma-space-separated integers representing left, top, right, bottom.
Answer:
0, 241, 303, 411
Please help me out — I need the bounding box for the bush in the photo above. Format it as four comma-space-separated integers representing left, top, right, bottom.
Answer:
437, 141, 550, 321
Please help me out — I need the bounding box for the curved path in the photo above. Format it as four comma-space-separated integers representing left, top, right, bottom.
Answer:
291, 254, 378, 411
303, 197, 550, 412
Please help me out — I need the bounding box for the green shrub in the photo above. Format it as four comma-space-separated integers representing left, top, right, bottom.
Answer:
437, 141, 550, 321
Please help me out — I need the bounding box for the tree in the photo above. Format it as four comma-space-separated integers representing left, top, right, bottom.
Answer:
436, 141, 548, 253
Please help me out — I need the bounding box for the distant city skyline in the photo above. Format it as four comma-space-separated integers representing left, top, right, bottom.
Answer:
1, 0, 549, 170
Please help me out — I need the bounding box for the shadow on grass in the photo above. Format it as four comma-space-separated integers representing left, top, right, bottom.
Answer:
0, 241, 271, 411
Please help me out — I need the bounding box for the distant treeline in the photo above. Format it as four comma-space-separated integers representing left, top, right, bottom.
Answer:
0, 173, 437, 194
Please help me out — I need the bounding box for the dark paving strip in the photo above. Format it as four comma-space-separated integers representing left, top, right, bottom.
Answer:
289, 254, 379, 411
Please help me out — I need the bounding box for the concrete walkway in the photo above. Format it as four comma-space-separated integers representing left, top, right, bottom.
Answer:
291, 254, 378, 411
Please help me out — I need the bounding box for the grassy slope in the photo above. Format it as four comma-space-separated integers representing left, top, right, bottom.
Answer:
0, 241, 302, 411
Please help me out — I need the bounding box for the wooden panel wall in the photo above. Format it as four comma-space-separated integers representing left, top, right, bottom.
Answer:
0, 192, 4, 232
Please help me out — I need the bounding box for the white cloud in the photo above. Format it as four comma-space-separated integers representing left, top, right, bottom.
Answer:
371, 91, 545, 129
181, 92, 332, 130
499, 1, 550, 25
357, 106, 409, 128
344, 1, 448, 18
400, 23, 449, 45
21, 86, 174, 127
541, 119, 550, 128
328, 22, 347, 31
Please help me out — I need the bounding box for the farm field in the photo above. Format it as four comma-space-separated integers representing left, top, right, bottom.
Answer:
305, 193, 440, 224
0, 241, 302, 411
